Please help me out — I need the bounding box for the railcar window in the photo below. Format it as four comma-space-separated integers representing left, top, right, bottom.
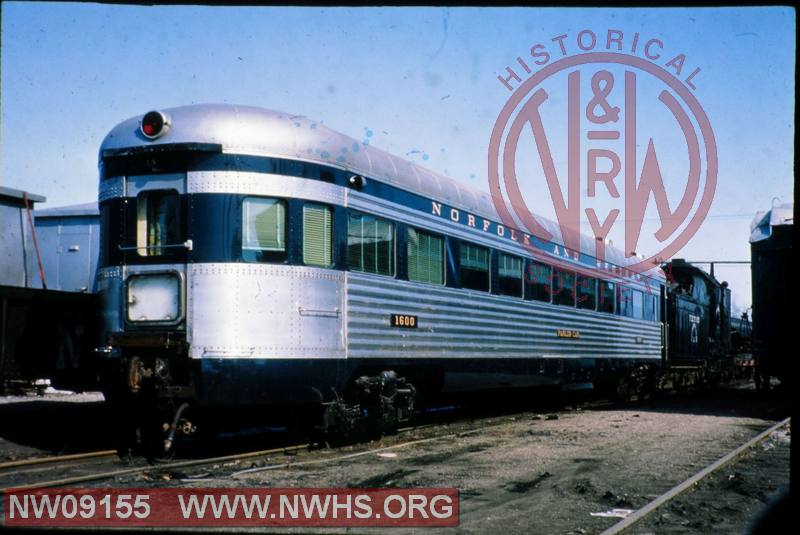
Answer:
552, 269, 576, 306
598, 280, 615, 313
643, 292, 657, 321
407, 228, 444, 285
632, 289, 644, 319
347, 212, 395, 276
654, 289, 662, 321
618, 286, 634, 317
526, 260, 551, 302
459, 243, 490, 292
136, 190, 180, 257
241, 197, 287, 262
576, 275, 597, 310
498, 253, 523, 297
302, 203, 333, 267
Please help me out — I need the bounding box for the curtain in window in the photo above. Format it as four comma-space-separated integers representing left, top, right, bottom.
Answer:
460, 244, 488, 270
498, 254, 522, 278
303, 204, 332, 266
408, 228, 443, 284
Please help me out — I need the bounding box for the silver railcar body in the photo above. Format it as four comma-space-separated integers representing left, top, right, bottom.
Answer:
97, 104, 665, 407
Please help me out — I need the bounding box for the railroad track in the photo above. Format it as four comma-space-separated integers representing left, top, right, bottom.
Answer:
600, 416, 791, 535
2, 391, 567, 494
0, 419, 453, 494
0, 450, 126, 492
0, 395, 685, 494
0, 443, 311, 494
1, 390, 772, 497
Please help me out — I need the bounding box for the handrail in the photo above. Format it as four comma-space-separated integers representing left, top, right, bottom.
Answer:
117, 240, 193, 252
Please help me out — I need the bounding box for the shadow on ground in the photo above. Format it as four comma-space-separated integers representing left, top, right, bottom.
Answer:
592, 382, 790, 422
0, 399, 115, 454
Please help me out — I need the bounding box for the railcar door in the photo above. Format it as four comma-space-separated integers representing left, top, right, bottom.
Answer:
121, 173, 188, 328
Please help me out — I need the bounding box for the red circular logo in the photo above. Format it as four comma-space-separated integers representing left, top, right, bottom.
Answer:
489, 51, 717, 274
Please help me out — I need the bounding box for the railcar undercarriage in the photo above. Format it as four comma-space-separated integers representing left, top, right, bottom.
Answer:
316, 370, 416, 440
106, 340, 417, 457
107, 353, 196, 458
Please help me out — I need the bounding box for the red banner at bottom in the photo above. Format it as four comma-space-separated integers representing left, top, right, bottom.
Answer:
3, 487, 458, 527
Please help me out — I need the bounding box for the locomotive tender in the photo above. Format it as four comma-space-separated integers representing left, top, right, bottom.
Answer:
97, 104, 666, 447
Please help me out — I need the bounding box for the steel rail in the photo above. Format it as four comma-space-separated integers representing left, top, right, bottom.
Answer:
600, 417, 791, 535
0, 443, 309, 494
0, 450, 118, 471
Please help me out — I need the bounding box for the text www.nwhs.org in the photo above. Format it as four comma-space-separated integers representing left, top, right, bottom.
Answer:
4, 488, 459, 527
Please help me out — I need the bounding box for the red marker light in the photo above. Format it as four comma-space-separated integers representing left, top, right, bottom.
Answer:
140, 110, 169, 140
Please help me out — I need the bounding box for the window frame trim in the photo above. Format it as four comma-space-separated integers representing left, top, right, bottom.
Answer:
496, 251, 524, 298
240, 195, 289, 264
458, 240, 491, 293
135, 188, 183, 258
552, 267, 577, 307
345, 209, 397, 278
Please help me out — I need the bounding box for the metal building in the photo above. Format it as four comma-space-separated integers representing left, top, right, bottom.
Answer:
32, 203, 100, 293
0, 186, 46, 288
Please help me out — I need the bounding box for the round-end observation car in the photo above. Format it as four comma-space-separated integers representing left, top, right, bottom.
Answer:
96, 104, 666, 451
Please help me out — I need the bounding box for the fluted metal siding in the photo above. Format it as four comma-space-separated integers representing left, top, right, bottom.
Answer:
346, 272, 662, 360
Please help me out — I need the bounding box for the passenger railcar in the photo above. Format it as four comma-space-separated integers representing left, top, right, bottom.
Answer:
96, 105, 666, 450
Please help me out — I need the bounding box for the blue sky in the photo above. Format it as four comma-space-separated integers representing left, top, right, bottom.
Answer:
1, 4, 795, 312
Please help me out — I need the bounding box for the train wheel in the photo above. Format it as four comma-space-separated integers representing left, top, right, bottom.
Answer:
614, 377, 633, 402
317, 370, 416, 440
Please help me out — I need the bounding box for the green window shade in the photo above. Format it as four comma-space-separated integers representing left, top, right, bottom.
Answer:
460, 244, 488, 270
243, 198, 285, 252
347, 212, 395, 276
303, 204, 333, 267
407, 228, 444, 285
498, 254, 522, 278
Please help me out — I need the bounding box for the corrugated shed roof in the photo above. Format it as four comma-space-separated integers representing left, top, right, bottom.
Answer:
0, 186, 46, 205
34, 202, 99, 218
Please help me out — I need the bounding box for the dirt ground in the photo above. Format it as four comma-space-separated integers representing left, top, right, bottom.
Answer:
0, 385, 790, 534
105, 385, 789, 534
633, 425, 791, 534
